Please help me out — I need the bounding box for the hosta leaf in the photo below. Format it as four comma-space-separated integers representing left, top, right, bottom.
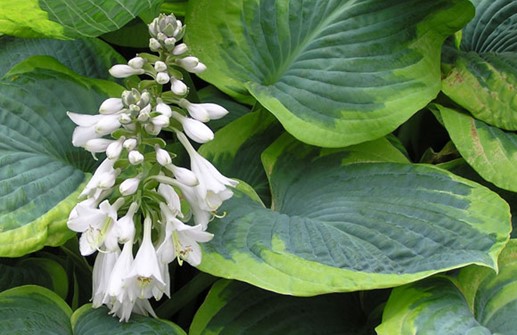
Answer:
0, 36, 124, 79
198, 136, 510, 295
442, 0, 517, 130
436, 104, 517, 192
71, 304, 186, 335
199, 108, 282, 205
0, 285, 72, 335
186, 0, 473, 147
0, 257, 68, 299
0, 70, 108, 256
377, 240, 517, 334
0, 0, 162, 39
190, 280, 370, 335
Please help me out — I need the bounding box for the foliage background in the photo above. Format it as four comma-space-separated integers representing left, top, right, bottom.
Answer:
0, 0, 516, 333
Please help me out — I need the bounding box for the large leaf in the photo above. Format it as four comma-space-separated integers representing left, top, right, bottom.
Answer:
0, 257, 68, 298
436, 104, 517, 192
442, 0, 517, 130
72, 305, 187, 335
0, 0, 162, 39
197, 136, 510, 295
0, 70, 108, 256
199, 108, 282, 205
190, 280, 370, 335
0, 285, 72, 335
0, 36, 124, 79
377, 240, 517, 334
186, 0, 474, 147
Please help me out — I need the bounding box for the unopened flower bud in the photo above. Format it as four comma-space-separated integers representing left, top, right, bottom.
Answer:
118, 113, 132, 124
156, 72, 170, 85
178, 98, 210, 122
109, 64, 145, 78
128, 150, 144, 165
95, 115, 121, 135
171, 78, 188, 96
128, 57, 145, 69
99, 98, 123, 114
119, 177, 140, 196
152, 114, 170, 128
172, 112, 214, 143
123, 138, 137, 151
156, 101, 172, 117
172, 43, 188, 56
155, 146, 172, 166
166, 164, 198, 186
176, 56, 199, 71
154, 61, 167, 72
149, 38, 161, 51
85, 138, 113, 153
106, 137, 124, 160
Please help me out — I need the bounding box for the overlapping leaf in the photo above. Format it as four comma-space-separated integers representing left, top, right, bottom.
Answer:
377, 240, 517, 334
442, 0, 517, 130
436, 104, 517, 192
72, 305, 186, 335
0, 70, 109, 256
190, 280, 370, 335
186, 0, 473, 147
198, 136, 510, 295
0, 36, 124, 79
0, 0, 162, 39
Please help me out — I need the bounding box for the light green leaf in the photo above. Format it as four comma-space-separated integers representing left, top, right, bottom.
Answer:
190, 280, 370, 335
0, 285, 72, 335
198, 136, 510, 295
436, 104, 517, 192
0, 0, 163, 39
0, 36, 124, 79
377, 240, 517, 334
186, 0, 474, 147
442, 0, 517, 130
71, 304, 186, 335
0, 70, 108, 256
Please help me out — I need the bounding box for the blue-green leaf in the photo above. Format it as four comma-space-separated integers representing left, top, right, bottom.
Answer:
186, 0, 474, 147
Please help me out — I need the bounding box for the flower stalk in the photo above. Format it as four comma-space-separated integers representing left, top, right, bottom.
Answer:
66, 13, 236, 322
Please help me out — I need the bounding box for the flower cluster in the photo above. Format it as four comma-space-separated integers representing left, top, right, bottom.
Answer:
66, 13, 237, 321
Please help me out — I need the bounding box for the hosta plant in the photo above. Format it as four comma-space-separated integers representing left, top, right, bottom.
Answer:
0, 0, 516, 333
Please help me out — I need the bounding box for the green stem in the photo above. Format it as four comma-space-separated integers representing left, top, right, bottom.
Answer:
155, 271, 218, 318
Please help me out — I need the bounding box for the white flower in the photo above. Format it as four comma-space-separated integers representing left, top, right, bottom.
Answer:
171, 78, 188, 96
158, 203, 213, 266
172, 43, 188, 56
114, 202, 138, 243
154, 61, 167, 72
149, 38, 161, 51
85, 138, 114, 154
175, 182, 213, 229
179, 99, 228, 121
165, 164, 198, 187
104, 239, 134, 321
79, 158, 118, 199
157, 183, 182, 218
156, 72, 170, 85
92, 248, 120, 307
177, 132, 238, 210
119, 177, 140, 196
123, 138, 138, 151
128, 150, 144, 165
155, 146, 172, 166
109, 64, 145, 78
151, 114, 170, 128
99, 98, 124, 115
70, 198, 124, 255
155, 101, 172, 117
176, 56, 204, 73
106, 137, 125, 160
128, 57, 145, 69
172, 112, 214, 143
125, 217, 166, 301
